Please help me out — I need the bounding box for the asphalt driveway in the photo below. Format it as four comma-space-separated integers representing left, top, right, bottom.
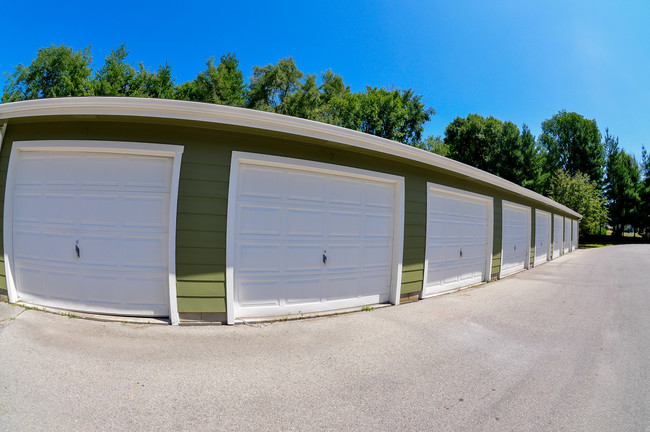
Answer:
1, 245, 649, 431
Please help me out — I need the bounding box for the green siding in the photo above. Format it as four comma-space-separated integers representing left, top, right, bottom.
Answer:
491, 197, 503, 279
0, 118, 580, 317
529, 210, 536, 267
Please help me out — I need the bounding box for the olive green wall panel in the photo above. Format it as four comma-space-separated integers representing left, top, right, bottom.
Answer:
177, 297, 226, 313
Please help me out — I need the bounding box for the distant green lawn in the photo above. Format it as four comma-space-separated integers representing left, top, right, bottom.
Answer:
580, 232, 649, 249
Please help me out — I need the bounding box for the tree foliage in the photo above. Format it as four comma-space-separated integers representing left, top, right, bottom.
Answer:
2, 44, 93, 102
176, 53, 245, 106
548, 170, 608, 237
539, 110, 605, 189
604, 129, 641, 235
639, 147, 650, 236
443, 114, 543, 190
331, 86, 434, 145
92, 44, 137, 96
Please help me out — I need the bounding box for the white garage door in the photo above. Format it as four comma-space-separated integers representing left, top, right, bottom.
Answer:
572, 220, 579, 251
423, 184, 492, 297
552, 214, 563, 259
9, 150, 174, 316
229, 155, 401, 320
501, 201, 530, 277
564, 218, 571, 254
534, 209, 551, 266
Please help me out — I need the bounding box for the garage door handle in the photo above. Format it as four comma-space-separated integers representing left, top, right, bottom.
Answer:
459, 248, 463, 258
323, 252, 327, 265
75, 241, 80, 259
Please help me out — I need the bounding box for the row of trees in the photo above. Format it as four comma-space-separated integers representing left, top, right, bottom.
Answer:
2, 44, 433, 146
3, 44, 647, 238
436, 111, 649, 237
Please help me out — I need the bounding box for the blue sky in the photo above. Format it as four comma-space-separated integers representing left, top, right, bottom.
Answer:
3, 0, 649, 161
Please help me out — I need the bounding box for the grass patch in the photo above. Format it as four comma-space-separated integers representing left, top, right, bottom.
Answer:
580, 233, 650, 249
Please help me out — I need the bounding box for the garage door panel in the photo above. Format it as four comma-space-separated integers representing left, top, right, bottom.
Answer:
42, 231, 77, 263
79, 194, 119, 227
287, 172, 326, 202
43, 269, 81, 301
239, 205, 283, 236
122, 157, 172, 192
10, 148, 175, 318
326, 244, 360, 270
239, 166, 283, 199
285, 278, 321, 305
426, 244, 446, 264
553, 215, 563, 258
365, 183, 393, 208
233, 160, 397, 319
121, 236, 166, 269
45, 157, 78, 187
461, 242, 485, 260
14, 157, 48, 187
43, 194, 76, 225
123, 275, 169, 305
424, 186, 490, 296
324, 276, 359, 301
329, 178, 362, 205
501, 202, 530, 277
427, 219, 450, 239
81, 156, 123, 188
285, 244, 323, 272
286, 208, 324, 237
14, 265, 44, 296
445, 219, 465, 238
364, 213, 392, 237
13, 230, 44, 260
238, 279, 280, 307
13, 193, 42, 223
81, 273, 121, 303
564, 219, 571, 253
122, 196, 168, 229
534, 211, 551, 266
362, 244, 392, 269
237, 244, 281, 273
327, 211, 362, 237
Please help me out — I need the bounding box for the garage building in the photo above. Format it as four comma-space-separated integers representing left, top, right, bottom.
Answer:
0, 98, 580, 324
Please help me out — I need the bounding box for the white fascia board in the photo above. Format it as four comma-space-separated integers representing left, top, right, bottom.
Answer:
0, 97, 582, 219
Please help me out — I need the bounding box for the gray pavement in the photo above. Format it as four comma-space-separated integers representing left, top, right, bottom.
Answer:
1, 245, 649, 431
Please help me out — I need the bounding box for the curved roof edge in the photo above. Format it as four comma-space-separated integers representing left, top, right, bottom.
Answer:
0, 97, 581, 218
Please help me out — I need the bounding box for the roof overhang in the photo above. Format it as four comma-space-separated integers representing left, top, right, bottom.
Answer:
0, 97, 582, 219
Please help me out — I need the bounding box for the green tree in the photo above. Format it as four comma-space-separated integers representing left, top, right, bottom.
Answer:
639, 146, 650, 237
331, 86, 434, 145
93, 44, 137, 96
548, 169, 608, 237
443, 114, 543, 188
444, 114, 502, 173
132, 63, 176, 99
414, 135, 448, 156
175, 53, 245, 106
282, 73, 321, 119
318, 70, 350, 124
604, 130, 641, 235
492, 120, 524, 184
2, 44, 93, 102
246, 57, 304, 114
517, 124, 547, 193
539, 110, 605, 189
